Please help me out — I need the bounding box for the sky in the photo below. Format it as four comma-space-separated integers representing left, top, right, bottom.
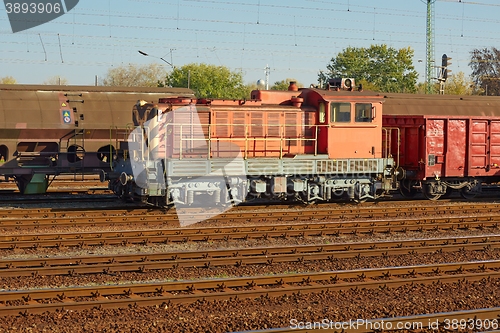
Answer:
1, 0, 500, 87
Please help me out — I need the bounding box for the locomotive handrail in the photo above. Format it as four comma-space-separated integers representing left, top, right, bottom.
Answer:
314, 126, 318, 156
124, 123, 135, 161
160, 123, 321, 160
382, 127, 400, 169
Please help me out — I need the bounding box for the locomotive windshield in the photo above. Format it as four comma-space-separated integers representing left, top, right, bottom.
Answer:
330, 102, 351, 122
355, 103, 373, 123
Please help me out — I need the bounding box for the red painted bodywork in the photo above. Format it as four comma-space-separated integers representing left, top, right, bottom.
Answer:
153, 87, 385, 160
383, 115, 500, 180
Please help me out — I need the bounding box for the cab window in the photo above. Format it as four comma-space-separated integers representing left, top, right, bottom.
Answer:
330, 102, 351, 123
355, 103, 373, 123
319, 103, 326, 123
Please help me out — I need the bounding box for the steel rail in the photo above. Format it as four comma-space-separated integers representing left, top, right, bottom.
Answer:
1, 202, 500, 228
1, 216, 500, 250
0, 261, 499, 316
0, 235, 496, 277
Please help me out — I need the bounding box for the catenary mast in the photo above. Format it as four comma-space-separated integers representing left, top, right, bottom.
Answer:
425, 0, 436, 94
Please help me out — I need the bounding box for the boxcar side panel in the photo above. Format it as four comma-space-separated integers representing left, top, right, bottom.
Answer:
425, 119, 446, 179
467, 120, 500, 176
445, 119, 466, 178
469, 120, 488, 173
489, 121, 500, 169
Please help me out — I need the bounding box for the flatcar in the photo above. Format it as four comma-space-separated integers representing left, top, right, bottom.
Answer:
0, 84, 194, 193
104, 80, 400, 207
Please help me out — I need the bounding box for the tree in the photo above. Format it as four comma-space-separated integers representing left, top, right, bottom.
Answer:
102, 63, 167, 87
470, 47, 500, 95
0, 76, 16, 84
270, 79, 302, 91
165, 63, 248, 99
443, 71, 474, 95
416, 82, 427, 94
319, 44, 418, 93
43, 76, 69, 85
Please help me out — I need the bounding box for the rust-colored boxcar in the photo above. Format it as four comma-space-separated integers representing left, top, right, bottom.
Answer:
383, 114, 500, 199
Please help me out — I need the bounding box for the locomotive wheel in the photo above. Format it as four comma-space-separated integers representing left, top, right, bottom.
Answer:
399, 180, 417, 198
422, 183, 442, 201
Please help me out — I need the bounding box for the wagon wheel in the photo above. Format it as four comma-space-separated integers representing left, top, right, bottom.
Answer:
441, 186, 453, 199
422, 182, 442, 201
399, 180, 417, 198
460, 186, 478, 200
354, 197, 368, 204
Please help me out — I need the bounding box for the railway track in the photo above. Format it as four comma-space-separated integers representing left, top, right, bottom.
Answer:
0, 182, 111, 198
1, 201, 500, 230
2, 201, 500, 330
1, 260, 499, 317
1, 215, 499, 249
0, 235, 496, 277
0, 199, 497, 218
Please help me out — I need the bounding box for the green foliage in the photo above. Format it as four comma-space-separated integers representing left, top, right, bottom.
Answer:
319, 44, 418, 93
102, 63, 167, 87
164, 63, 248, 99
416, 82, 427, 94
469, 47, 500, 95
270, 79, 302, 91
0, 76, 16, 84
443, 71, 474, 95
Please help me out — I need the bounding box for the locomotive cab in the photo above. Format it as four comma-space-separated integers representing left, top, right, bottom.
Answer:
317, 96, 384, 159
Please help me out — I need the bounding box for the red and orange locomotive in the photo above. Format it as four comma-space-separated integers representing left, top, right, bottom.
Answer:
107, 79, 399, 206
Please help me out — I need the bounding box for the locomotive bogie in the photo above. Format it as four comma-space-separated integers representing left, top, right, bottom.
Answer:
109, 155, 397, 206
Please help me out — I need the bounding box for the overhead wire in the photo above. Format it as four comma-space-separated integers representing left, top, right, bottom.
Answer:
0, 0, 498, 80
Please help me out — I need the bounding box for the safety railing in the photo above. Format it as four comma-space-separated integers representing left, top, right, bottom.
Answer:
382, 127, 400, 168
108, 124, 136, 170
157, 123, 321, 160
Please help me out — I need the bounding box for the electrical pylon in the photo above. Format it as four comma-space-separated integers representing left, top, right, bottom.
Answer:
424, 0, 436, 94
